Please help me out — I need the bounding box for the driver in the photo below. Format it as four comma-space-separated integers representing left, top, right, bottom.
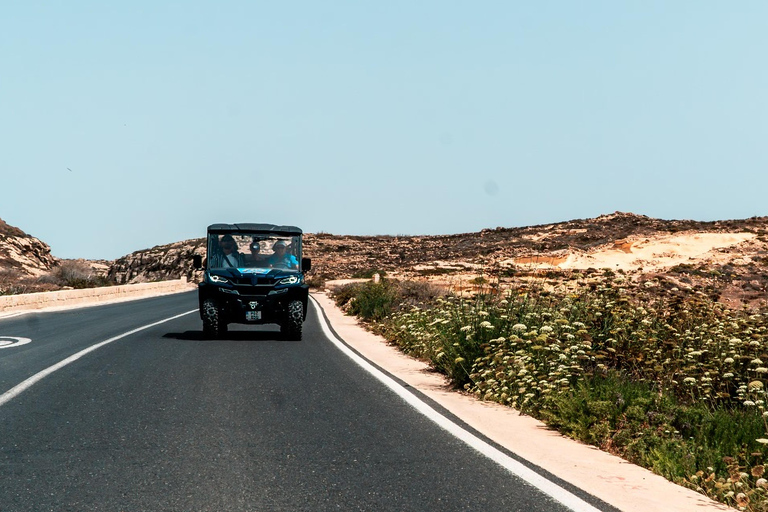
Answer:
268, 240, 299, 269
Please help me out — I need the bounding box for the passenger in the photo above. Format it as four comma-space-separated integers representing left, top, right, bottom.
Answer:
212, 234, 245, 268
268, 240, 299, 269
247, 238, 265, 266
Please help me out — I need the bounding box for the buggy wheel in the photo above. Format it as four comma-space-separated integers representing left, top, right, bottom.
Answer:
202, 299, 226, 338
281, 300, 303, 341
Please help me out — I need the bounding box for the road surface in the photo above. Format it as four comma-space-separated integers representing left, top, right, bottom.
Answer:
0, 291, 613, 511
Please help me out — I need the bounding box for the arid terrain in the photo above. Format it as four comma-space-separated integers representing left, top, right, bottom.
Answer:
2, 212, 767, 310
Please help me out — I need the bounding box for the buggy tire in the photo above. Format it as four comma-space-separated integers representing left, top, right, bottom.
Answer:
202, 299, 226, 338
281, 300, 303, 341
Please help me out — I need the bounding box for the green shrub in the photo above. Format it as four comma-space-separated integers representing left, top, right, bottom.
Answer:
332, 282, 366, 309
349, 281, 398, 322
42, 261, 114, 289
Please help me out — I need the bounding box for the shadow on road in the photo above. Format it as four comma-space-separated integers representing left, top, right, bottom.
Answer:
162, 330, 286, 342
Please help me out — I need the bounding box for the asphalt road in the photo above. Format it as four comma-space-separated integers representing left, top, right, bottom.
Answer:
0, 292, 609, 512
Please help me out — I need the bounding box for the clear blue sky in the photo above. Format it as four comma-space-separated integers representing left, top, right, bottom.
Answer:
2, 2, 766, 260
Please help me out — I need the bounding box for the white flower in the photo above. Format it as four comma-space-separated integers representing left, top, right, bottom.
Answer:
512, 323, 527, 332
540, 325, 554, 333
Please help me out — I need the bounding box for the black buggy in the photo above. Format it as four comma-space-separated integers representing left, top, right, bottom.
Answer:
193, 223, 312, 340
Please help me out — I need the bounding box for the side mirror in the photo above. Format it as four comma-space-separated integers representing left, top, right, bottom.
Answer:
192, 254, 203, 270
302, 258, 312, 272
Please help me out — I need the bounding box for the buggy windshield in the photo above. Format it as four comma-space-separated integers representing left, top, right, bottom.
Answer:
207, 232, 302, 271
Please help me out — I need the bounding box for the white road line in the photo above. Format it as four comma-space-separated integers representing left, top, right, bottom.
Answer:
0, 310, 197, 408
310, 297, 603, 512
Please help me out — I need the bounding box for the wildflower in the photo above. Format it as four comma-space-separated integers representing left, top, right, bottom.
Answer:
757, 478, 768, 489
749, 381, 765, 391
479, 321, 493, 329
460, 325, 473, 332
512, 323, 527, 332
744, 400, 756, 407
724, 357, 735, 364
683, 377, 697, 385
540, 325, 554, 333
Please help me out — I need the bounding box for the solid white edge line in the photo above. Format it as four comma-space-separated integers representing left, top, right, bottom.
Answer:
309, 296, 604, 512
0, 309, 197, 408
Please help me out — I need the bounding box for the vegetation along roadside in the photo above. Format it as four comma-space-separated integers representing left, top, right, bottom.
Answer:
332, 274, 768, 512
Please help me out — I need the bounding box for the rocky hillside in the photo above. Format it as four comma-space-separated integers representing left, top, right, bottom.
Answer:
0, 218, 57, 280
3, 213, 768, 309
99, 212, 768, 309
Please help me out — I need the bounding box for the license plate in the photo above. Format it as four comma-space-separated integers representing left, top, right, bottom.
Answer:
246, 311, 261, 321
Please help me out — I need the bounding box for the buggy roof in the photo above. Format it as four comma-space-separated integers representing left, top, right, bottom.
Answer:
207, 223, 303, 236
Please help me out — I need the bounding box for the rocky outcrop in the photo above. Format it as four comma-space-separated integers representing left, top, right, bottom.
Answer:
106, 238, 206, 284
0, 218, 58, 277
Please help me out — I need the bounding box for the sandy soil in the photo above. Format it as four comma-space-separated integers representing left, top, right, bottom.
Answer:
506, 232, 757, 272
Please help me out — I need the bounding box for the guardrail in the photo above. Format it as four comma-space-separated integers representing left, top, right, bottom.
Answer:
0, 278, 194, 314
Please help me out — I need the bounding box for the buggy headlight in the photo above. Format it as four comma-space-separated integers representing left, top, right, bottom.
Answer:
208, 274, 229, 284
277, 275, 302, 285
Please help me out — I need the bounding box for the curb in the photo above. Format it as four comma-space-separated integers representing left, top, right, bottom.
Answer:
0, 278, 195, 316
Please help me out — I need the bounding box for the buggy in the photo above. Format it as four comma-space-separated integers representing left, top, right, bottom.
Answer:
193, 223, 312, 340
